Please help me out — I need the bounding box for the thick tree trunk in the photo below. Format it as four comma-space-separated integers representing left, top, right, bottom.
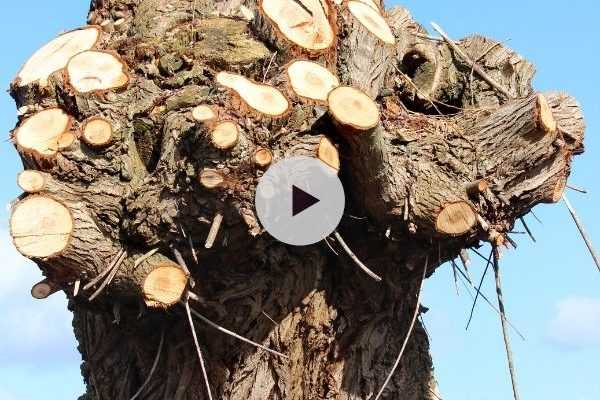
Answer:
8, 0, 585, 399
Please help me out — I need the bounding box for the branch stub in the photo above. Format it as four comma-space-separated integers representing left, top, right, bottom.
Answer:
211, 121, 240, 150
317, 137, 340, 171
328, 86, 380, 133
254, 148, 274, 168
260, 0, 335, 51
16, 26, 100, 87
199, 169, 225, 189
348, 1, 395, 45
17, 170, 46, 193
216, 72, 289, 117
287, 60, 339, 102
143, 265, 189, 308
14, 108, 73, 157
436, 201, 478, 236
192, 105, 217, 123
66, 50, 129, 93
82, 117, 114, 148
10, 195, 73, 258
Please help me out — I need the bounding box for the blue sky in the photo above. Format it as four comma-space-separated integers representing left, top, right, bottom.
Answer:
0, 1, 598, 399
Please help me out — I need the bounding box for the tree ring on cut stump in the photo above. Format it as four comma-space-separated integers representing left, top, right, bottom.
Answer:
14, 108, 73, 157
143, 265, 188, 308
82, 117, 114, 148
211, 121, 240, 150
10, 196, 73, 258
286, 60, 339, 102
260, 0, 335, 51
348, 1, 395, 45
17, 170, 46, 193
328, 86, 380, 133
317, 137, 340, 171
216, 72, 290, 117
199, 168, 225, 189
16, 26, 100, 87
436, 201, 478, 236
66, 50, 129, 93
536, 94, 557, 134
192, 105, 217, 123
254, 147, 273, 168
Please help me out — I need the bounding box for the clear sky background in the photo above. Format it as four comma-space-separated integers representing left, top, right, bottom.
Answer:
0, 1, 598, 399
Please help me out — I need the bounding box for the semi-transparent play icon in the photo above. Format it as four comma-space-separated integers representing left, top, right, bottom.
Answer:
255, 156, 345, 246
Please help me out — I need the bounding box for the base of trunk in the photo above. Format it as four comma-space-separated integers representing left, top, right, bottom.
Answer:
73, 242, 438, 400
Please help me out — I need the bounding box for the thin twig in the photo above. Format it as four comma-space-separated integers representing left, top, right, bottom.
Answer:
83, 249, 125, 291
505, 234, 518, 249
431, 22, 513, 99
130, 328, 165, 400
323, 236, 339, 256
455, 260, 525, 341
184, 302, 288, 359
263, 51, 277, 82
205, 212, 223, 249
458, 273, 476, 302
73, 279, 81, 297
171, 246, 195, 287
519, 217, 536, 243
562, 194, 600, 272
334, 231, 382, 282
89, 250, 127, 301
374, 256, 428, 400
459, 249, 472, 281
567, 184, 588, 194
465, 249, 492, 330
133, 248, 159, 269
393, 64, 442, 115
180, 224, 198, 265
345, 214, 368, 220
450, 260, 460, 296
493, 250, 521, 400
412, 32, 443, 42
530, 209, 542, 224
184, 299, 213, 400
188, 235, 198, 265
469, 41, 504, 106
262, 311, 278, 327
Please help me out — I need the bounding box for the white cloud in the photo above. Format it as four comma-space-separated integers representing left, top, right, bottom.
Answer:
0, 388, 19, 400
548, 296, 600, 349
0, 225, 39, 298
0, 227, 80, 365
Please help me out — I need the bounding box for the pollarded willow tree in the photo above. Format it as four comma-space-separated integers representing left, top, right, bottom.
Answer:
8, 0, 586, 399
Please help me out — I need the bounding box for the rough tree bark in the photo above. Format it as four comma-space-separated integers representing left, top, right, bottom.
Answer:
7, 0, 585, 399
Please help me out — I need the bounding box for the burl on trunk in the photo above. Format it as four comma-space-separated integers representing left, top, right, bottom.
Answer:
8, 0, 584, 399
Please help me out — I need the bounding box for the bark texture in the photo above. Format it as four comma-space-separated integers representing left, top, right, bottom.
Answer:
7, 0, 585, 399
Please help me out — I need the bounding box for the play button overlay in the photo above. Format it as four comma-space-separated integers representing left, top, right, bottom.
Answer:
255, 156, 345, 246
292, 185, 320, 216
